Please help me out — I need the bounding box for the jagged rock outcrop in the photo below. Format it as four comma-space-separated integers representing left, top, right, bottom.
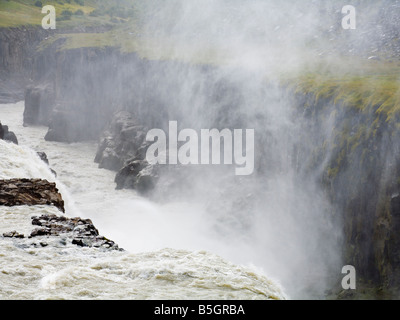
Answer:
115, 158, 159, 193
36, 151, 49, 165
30, 214, 119, 249
2, 214, 120, 250
0, 122, 18, 144
36, 151, 57, 177
94, 110, 160, 194
0, 178, 64, 212
94, 110, 149, 171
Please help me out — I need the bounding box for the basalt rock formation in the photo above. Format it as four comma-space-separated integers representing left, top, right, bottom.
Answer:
290, 84, 400, 299
0, 27, 49, 103
24, 83, 55, 126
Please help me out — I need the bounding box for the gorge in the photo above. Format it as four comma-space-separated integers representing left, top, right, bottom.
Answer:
1, 0, 400, 300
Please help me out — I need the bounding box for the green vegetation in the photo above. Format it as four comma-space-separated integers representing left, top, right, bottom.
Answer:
0, 0, 136, 28
288, 59, 400, 123
288, 61, 400, 186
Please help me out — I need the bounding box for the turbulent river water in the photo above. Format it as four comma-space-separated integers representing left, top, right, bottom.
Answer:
0, 101, 287, 300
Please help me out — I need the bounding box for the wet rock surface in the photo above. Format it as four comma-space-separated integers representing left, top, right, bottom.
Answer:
0, 122, 18, 144
36, 151, 57, 177
0, 179, 121, 251
1, 214, 121, 251
24, 83, 55, 126
94, 110, 160, 194
3, 230, 24, 239
29, 214, 120, 250
95, 110, 149, 171
115, 158, 159, 193
0, 178, 64, 212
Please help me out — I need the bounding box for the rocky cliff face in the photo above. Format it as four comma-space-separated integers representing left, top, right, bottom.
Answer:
0, 27, 49, 103
290, 87, 400, 299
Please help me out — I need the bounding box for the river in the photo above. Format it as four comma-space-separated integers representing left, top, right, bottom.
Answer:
0, 101, 286, 300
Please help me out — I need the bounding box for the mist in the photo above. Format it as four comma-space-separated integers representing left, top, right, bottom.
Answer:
88, 0, 353, 299
10, 0, 399, 300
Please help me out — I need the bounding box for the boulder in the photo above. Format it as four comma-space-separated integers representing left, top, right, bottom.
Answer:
3, 231, 24, 239
0, 122, 18, 144
115, 158, 159, 193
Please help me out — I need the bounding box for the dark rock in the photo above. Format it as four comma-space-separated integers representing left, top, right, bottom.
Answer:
115, 158, 159, 193
0, 27, 49, 103
36, 152, 57, 177
95, 110, 148, 171
44, 107, 75, 142
29, 214, 120, 250
4, 131, 18, 144
36, 152, 49, 165
23, 83, 55, 126
0, 122, 18, 144
0, 178, 64, 212
30, 227, 51, 237
71, 238, 87, 247
3, 231, 24, 239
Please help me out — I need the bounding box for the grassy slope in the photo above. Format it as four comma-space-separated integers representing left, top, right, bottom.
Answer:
0, 0, 136, 28
0, 0, 93, 27
285, 59, 400, 184
2, 0, 400, 120
287, 58, 400, 123
0, 0, 224, 64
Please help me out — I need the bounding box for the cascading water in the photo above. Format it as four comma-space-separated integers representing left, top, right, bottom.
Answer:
0, 101, 287, 300
0, 0, 354, 300
0, 74, 341, 300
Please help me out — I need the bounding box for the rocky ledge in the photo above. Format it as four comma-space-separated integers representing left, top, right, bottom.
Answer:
0, 178, 64, 212
0, 178, 120, 250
